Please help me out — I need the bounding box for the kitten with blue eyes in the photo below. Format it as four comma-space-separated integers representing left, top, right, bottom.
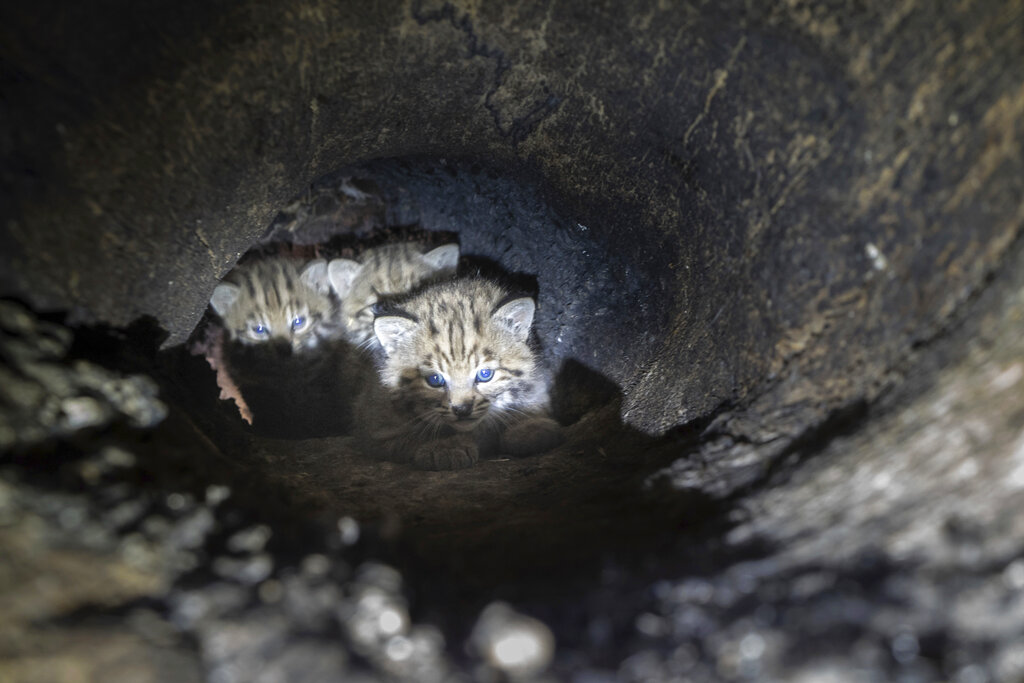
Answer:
210, 257, 341, 352
354, 277, 562, 470
206, 245, 457, 437
208, 256, 352, 436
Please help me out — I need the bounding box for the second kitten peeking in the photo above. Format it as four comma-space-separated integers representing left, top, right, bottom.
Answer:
327, 242, 459, 347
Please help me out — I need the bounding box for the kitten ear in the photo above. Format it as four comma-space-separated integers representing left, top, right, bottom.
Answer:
373, 316, 418, 356
210, 283, 240, 317
492, 297, 535, 343
421, 244, 460, 273
327, 259, 363, 298
300, 259, 331, 294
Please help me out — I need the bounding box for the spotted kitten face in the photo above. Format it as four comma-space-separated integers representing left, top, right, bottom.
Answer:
210, 258, 337, 352
373, 278, 546, 432
327, 243, 459, 346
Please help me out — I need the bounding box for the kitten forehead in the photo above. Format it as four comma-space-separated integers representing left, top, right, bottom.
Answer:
374, 314, 418, 356
412, 279, 528, 318
376, 278, 537, 376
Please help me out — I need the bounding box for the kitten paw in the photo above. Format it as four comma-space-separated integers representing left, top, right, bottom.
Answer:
500, 416, 563, 457
413, 440, 479, 471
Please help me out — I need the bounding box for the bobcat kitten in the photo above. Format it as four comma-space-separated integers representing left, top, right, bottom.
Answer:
210, 257, 340, 352
327, 242, 459, 347
356, 277, 562, 470
209, 256, 351, 436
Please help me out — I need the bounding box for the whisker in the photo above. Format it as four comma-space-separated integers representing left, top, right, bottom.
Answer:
357, 336, 380, 351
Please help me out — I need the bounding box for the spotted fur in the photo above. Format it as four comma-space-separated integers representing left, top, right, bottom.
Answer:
327, 242, 459, 347
210, 257, 340, 353
356, 277, 561, 470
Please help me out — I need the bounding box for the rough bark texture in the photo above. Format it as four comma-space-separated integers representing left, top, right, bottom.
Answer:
1, 0, 1023, 680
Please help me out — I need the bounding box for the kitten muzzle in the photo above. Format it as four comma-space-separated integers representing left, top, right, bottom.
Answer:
448, 401, 483, 432
451, 402, 474, 419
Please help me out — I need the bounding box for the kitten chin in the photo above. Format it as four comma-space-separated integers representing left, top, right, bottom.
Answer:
449, 419, 480, 433
353, 277, 562, 470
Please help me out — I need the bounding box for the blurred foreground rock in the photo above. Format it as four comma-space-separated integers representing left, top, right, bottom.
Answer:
624, 250, 1024, 682
1, 244, 1023, 680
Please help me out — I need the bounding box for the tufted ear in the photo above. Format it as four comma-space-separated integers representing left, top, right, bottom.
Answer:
492, 297, 535, 343
373, 315, 418, 356
210, 283, 240, 317
420, 244, 460, 274
327, 259, 363, 298
300, 259, 331, 294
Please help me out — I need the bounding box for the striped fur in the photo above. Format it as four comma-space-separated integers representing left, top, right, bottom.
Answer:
356, 277, 560, 470
210, 257, 340, 352
328, 242, 459, 347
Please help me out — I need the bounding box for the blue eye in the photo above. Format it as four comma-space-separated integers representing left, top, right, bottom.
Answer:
252, 323, 268, 336
476, 368, 494, 383
291, 316, 306, 330
425, 373, 446, 388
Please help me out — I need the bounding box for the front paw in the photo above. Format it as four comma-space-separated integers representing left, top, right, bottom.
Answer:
500, 416, 563, 457
413, 440, 479, 471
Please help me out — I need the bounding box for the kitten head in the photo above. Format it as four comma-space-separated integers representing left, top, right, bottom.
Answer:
372, 278, 544, 432
210, 257, 337, 353
327, 242, 459, 346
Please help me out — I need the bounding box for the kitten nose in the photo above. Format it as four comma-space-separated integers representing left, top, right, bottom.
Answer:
451, 402, 474, 419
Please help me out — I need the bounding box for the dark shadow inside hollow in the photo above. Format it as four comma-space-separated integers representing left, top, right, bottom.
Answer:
260, 156, 673, 394
182, 154, 679, 445
138, 155, 724, 598
184, 156, 680, 440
